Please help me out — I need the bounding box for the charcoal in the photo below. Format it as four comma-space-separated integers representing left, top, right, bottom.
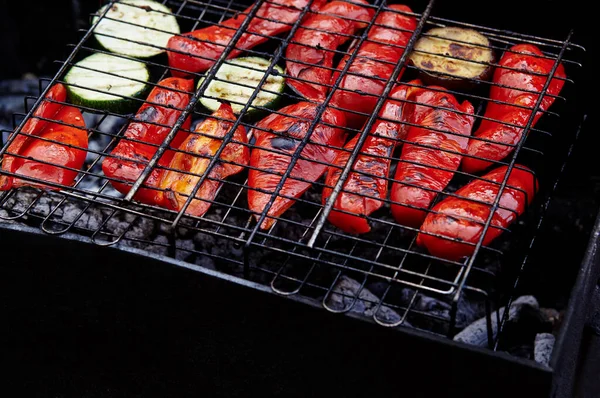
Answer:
175, 239, 196, 262
453, 295, 539, 346
326, 275, 406, 326
533, 333, 555, 366
145, 235, 170, 256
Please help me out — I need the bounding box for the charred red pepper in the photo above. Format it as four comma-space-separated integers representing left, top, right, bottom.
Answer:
156, 102, 249, 217
248, 102, 346, 230
391, 82, 475, 227
285, 0, 374, 101
167, 0, 326, 77
462, 44, 566, 173
322, 84, 414, 234
0, 83, 88, 191
330, 5, 416, 128
417, 165, 537, 261
102, 77, 193, 204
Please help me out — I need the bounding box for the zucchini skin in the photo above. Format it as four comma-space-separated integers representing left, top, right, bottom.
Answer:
102, 77, 194, 204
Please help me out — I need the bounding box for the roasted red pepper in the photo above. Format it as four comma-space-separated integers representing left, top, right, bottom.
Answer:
417, 165, 537, 261
248, 102, 346, 229
102, 77, 193, 204
462, 44, 566, 173
0, 83, 88, 191
167, 0, 326, 77
322, 84, 414, 234
391, 82, 475, 227
156, 102, 249, 217
330, 5, 416, 128
285, 0, 374, 101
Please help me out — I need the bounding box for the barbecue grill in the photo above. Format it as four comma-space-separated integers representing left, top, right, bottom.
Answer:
0, 0, 597, 396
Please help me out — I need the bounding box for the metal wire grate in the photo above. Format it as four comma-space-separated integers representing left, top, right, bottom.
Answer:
0, 0, 586, 344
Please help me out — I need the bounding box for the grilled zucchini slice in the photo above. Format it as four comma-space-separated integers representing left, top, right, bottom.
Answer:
65, 53, 150, 113
93, 0, 180, 59
409, 27, 495, 89
197, 57, 285, 118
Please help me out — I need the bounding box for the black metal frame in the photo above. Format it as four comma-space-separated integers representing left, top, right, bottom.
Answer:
0, 0, 586, 347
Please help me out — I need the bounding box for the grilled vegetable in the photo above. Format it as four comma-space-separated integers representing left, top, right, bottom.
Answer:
391, 82, 475, 227
197, 57, 285, 117
409, 27, 494, 89
93, 0, 180, 58
167, 0, 326, 77
322, 84, 414, 234
285, 0, 374, 101
65, 53, 150, 113
330, 5, 417, 128
0, 84, 88, 191
417, 165, 537, 261
462, 44, 566, 173
102, 77, 193, 204
248, 102, 347, 230
156, 102, 249, 217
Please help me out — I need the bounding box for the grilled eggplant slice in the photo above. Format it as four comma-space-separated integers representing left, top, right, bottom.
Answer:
409, 27, 494, 89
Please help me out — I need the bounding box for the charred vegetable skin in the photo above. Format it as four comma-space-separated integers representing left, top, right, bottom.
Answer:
391, 81, 475, 227
248, 102, 346, 230
322, 84, 413, 234
102, 77, 193, 204
285, 0, 374, 101
330, 5, 416, 128
409, 27, 495, 89
167, 0, 326, 77
156, 102, 249, 216
462, 44, 566, 173
0, 84, 88, 191
417, 165, 537, 261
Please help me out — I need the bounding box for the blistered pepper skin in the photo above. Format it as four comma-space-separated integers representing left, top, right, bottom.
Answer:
102, 77, 193, 204
462, 44, 566, 173
417, 165, 537, 261
330, 5, 417, 128
249, 102, 347, 230
167, 0, 326, 77
285, 0, 374, 101
391, 84, 475, 227
156, 102, 249, 217
0, 83, 88, 191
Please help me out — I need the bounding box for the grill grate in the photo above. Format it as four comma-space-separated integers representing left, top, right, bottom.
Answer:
0, 0, 586, 344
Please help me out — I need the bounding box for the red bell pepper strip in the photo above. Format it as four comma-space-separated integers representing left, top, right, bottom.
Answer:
391, 83, 475, 227
156, 102, 249, 217
330, 5, 416, 128
462, 44, 566, 173
322, 84, 414, 234
417, 165, 537, 261
0, 83, 88, 191
102, 77, 193, 205
285, 0, 374, 102
167, 0, 326, 77
248, 102, 346, 230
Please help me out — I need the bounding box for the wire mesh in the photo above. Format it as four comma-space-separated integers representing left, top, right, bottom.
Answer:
0, 0, 586, 342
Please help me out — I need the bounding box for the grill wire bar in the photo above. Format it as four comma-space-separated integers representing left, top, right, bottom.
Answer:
0, 0, 586, 342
